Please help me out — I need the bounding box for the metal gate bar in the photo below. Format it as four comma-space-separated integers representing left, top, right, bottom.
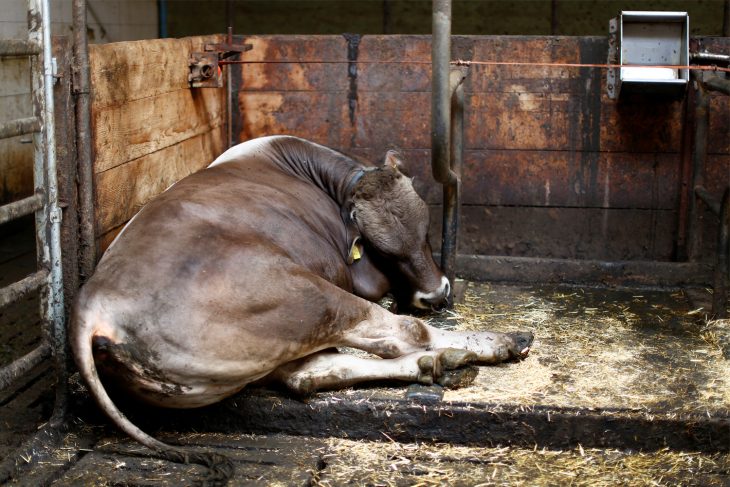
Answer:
0, 193, 44, 225
0, 116, 41, 139
0, 0, 66, 416
0, 39, 41, 56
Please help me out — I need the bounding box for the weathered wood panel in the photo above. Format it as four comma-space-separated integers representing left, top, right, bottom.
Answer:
89, 36, 222, 108
93, 88, 224, 173
231, 35, 729, 262
95, 126, 225, 233
89, 36, 227, 249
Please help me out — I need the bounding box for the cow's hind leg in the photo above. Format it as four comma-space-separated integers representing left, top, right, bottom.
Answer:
267, 349, 479, 395
341, 302, 533, 364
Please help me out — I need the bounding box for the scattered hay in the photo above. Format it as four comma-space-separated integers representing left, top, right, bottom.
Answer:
316, 438, 730, 487
441, 282, 729, 416
701, 318, 730, 358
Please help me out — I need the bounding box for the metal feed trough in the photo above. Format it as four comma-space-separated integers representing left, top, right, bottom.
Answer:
608, 11, 690, 99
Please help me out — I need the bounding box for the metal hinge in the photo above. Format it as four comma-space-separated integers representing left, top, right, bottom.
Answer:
51, 57, 59, 84
49, 207, 62, 225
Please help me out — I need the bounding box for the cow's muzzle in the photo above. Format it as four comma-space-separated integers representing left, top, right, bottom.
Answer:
412, 276, 451, 310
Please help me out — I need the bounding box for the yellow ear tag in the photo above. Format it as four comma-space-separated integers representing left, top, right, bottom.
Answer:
351, 244, 362, 261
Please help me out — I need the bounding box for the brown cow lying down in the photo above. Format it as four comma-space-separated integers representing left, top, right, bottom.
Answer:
71, 135, 533, 476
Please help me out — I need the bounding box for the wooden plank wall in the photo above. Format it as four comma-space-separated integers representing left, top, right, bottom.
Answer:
89, 35, 227, 251
233, 35, 730, 262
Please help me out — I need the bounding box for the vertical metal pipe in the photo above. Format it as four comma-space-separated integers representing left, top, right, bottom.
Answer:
226, 27, 234, 148
40, 0, 65, 358
712, 189, 729, 318
382, 0, 393, 34
29, 0, 68, 424
551, 0, 559, 35
158, 0, 168, 38
225, 2, 235, 147
432, 0, 461, 299
431, 0, 451, 186
43, 0, 68, 425
73, 0, 97, 279
441, 70, 465, 288
687, 75, 710, 261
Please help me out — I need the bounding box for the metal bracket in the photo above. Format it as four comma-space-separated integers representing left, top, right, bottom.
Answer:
189, 33, 252, 88
189, 52, 222, 88
49, 207, 62, 225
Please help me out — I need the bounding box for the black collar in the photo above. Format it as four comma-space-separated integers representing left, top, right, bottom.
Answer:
344, 168, 369, 196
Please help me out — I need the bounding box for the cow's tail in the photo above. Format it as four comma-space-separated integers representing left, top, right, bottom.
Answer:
72, 311, 234, 485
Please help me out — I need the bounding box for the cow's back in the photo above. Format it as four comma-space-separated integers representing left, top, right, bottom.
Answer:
102, 153, 352, 293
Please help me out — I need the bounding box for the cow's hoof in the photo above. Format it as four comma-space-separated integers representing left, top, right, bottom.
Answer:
437, 365, 479, 389
417, 348, 478, 388
506, 331, 534, 360
439, 348, 478, 369
287, 377, 316, 397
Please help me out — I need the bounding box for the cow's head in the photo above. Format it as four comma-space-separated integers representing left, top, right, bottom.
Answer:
347, 151, 450, 310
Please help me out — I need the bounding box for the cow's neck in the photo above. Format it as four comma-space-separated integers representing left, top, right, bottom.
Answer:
269, 137, 365, 206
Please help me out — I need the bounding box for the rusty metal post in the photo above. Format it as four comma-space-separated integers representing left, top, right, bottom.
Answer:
431, 0, 452, 187
687, 74, 710, 261
551, 0, 559, 35
432, 0, 462, 297
73, 0, 97, 280
703, 72, 730, 96
712, 189, 729, 318
441, 69, 465, 288
226, 27, 234, 148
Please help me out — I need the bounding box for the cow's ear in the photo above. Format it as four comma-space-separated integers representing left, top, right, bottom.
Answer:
382, 150, 404, 172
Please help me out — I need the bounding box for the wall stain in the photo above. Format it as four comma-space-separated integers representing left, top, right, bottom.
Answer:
343, 33, 361, 127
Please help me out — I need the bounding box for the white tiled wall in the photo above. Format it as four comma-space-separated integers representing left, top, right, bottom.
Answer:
0, 0, 158, 202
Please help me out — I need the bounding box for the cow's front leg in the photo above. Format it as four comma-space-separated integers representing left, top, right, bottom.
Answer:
266, 349, 479, 395
342, 304, 533, 363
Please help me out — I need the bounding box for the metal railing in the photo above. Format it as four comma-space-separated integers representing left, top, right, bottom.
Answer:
431, 0, 468, 294
0, 0, 66, 417
696, 186, 730, 319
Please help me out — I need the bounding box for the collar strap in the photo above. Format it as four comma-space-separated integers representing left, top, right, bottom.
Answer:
344, 167, 371, 196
